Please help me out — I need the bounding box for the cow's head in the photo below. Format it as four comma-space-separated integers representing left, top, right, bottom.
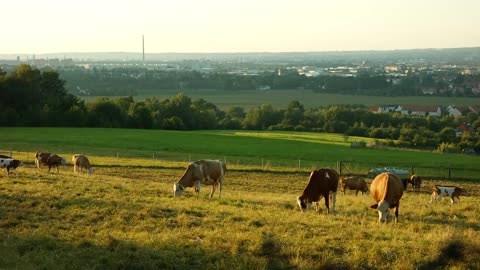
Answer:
87, 168, 94, 175
370, 200, 390, 222
173, 182, 185, 197
61, 158, 67, 165
297, 196, 310, 212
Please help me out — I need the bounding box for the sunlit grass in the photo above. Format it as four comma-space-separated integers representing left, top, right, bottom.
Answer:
0, 162, 478, 269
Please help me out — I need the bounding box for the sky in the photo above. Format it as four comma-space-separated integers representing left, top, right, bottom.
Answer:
2, 0, 480, 54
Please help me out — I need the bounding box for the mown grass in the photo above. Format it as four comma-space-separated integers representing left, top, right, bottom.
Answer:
0, 161, 479, 269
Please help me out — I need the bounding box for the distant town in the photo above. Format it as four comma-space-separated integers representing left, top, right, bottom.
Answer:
1, 47, 480, 100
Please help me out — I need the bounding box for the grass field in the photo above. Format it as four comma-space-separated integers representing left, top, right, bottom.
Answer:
2, 127, 479, 180
1, 158, 479, 269
79, 89, 480, 109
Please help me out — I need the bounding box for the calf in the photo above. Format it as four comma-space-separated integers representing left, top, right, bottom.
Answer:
340, 176, 369, 196
35, 151, 66, 173
430, 185, 466, 204
72, 154, 93, 175
297, 168, 339, 214
370, 172, 404, 223
408, 175, 422, 191
0, 158, 23, 177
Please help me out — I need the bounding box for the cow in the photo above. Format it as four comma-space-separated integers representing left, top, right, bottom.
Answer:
173, 160, 226, 198
296, 168, 339, 214
0, 158, 23, 177
408, 175, 422, 191
340, 176, 370, 196
370, 172, 404, 223
72, 154, 93, 175
35, 151, 67, 173
430, 185, 466, 204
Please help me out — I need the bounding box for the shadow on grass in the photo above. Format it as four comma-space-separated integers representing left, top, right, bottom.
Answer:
0, 232, 265, 270
418, 240, 479, 270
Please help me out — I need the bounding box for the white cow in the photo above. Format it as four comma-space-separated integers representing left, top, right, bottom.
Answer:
173, 160, 226, 198
0, 158, 23, 177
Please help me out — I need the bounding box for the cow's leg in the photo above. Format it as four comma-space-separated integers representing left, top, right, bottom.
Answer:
195, 181, 201, 197
331, 192, 336, 213
394, 205, 399, 223
209, 183, 217, 198
315, 201, 320, 212
324, 193, 330, 214
218, 177, 223, 198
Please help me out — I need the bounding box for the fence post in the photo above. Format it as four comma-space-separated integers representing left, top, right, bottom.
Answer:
337, 160, 342, 175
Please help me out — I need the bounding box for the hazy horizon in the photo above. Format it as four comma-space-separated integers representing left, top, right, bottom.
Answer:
3, 0, 480, 54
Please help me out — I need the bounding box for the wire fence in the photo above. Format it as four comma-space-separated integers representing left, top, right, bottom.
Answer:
2, 149, 479, 182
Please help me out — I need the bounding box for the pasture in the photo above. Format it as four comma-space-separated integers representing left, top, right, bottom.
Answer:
79, 89, 480, 109
0, 128, 479, 268
0, 160, 479, 269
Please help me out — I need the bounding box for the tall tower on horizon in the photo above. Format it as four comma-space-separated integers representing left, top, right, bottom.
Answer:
142, 35, 145, 65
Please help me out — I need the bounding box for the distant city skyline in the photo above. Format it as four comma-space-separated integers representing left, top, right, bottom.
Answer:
2, 0, 480, 54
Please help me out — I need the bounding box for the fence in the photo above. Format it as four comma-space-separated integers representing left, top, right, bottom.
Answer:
338, 160, 480, 182
2, 149, 479, 181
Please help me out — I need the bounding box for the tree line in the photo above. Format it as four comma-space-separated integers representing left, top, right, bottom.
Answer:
1, 65, 479, 152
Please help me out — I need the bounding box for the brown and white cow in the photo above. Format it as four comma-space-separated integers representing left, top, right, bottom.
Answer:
35, 151, 67, 173
0, 158, 23, 177
408, 175, 422, 191
340, 176, 370, 196
72, 154, 93, 175
297, 168, 339, 214
430, 185, 466, 204
370, 172, 404, 223
173, 160, 226, 198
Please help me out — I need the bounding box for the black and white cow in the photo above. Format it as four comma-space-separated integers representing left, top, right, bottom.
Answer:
0, 158, 23, 177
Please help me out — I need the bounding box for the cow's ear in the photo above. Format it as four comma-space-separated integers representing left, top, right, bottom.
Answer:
370, 204, 378, 209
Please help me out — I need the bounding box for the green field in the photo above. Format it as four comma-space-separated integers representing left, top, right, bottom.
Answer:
1, 154, 479, 269
1, 127, 479, 180
79, 89, 480, 109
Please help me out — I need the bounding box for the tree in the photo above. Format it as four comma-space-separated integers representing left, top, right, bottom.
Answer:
127, 101, 153, 129
283, 100, 305, 126
437, 127, 457, 144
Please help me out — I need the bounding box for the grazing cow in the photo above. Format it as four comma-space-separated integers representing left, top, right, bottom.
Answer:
35, 151, 67, 173
0, 158, 23, 177
72, 154, 93, 175
430, 185, 466, 204
370, 172, 404, 223
408, 175, 422, 191
340, 176, 370, 196
297, 168, 339, 214
173, 160, 226, 198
